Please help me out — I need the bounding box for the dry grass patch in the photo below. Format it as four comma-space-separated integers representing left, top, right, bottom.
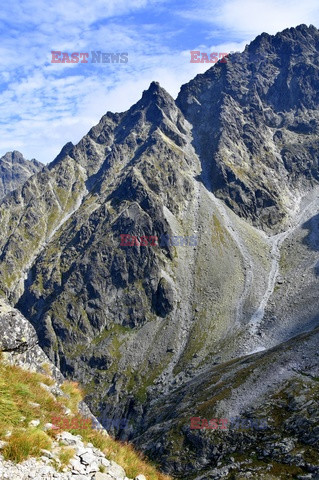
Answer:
2, 428, 52, 463
56, 446, 76, 471
0, 355, 172, 480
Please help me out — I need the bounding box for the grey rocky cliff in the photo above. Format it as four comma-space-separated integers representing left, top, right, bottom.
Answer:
0, 24, 318, 479
0, 151, 43, 200
0, 297, 63, 380
177, 24, 319, 233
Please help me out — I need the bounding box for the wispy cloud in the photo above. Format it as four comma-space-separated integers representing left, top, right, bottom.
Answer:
179, 0, 319, 36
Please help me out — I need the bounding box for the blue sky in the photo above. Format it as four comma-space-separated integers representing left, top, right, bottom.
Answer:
0, 0, 319, 163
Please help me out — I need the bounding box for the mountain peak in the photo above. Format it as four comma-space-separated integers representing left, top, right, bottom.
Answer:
148, 80, 161, 89
2, 150, 24, 162
246, 23, 319, 56
141, 81, 172, 102
273, 23, 319, 42
49, 141, 74, 169
123, 79, 179, 127
0, 151, 43, 199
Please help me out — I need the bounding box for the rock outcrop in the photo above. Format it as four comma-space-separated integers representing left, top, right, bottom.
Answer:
0, 431, 137, 480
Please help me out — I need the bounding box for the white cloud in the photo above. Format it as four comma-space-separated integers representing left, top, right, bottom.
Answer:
180, 0, 319, 36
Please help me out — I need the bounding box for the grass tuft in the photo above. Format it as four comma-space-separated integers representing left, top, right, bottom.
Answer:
3, 429, 52, 463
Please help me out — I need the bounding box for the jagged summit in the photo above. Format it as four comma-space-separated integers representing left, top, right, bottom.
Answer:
246, 23, 319, 56
49, 141, 75, 169
0, 150, 43, 199
1, 150, 40, 166
3, 150, 24, 162
132, 80, 178, 124
177, 22, 319, 231
141, 81, 170, 99
276, 22, 318, 38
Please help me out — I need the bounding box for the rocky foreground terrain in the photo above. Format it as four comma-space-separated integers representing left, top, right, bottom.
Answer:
0, 23, 319, 479
0, 431, 139, 480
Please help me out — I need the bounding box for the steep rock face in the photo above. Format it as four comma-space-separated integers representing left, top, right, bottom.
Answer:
15, 82, 207, 411
0, 151, 43, 199
177, 24, 319, 232
0, 297, 62, 378
12, 79, 274, 429
0, 24, 318, 480
0, 124, 123, 303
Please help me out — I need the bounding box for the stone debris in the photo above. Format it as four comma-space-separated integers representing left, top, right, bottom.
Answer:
0, 431, 145, 480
